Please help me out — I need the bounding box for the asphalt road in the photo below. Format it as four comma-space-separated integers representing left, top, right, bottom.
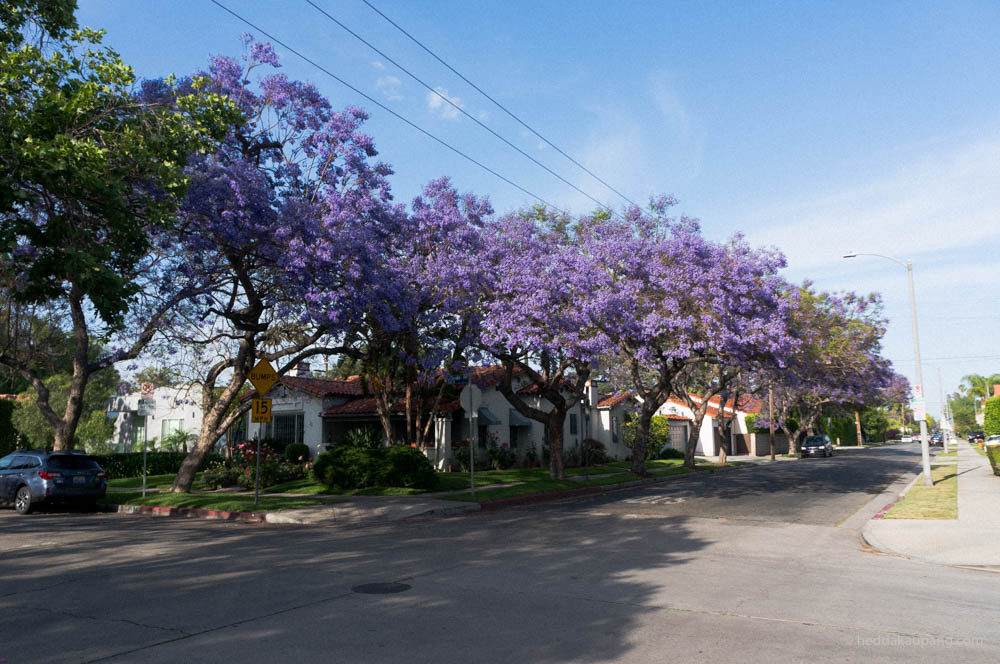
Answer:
2, 443, 999, 664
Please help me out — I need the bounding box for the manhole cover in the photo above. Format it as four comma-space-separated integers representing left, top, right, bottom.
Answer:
352, 582, 411, 595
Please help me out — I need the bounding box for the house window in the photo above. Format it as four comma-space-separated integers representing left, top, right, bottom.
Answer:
612, 416, 619, 444
265, 412, 305, 445
569, 414, 578, 435
161, 419, 183, 440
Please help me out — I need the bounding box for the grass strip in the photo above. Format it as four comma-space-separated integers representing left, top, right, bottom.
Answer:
100, 491, 335, 513
884, 464, 958, 520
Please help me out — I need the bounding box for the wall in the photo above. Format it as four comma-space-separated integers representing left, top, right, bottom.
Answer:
107, 386, 202, 452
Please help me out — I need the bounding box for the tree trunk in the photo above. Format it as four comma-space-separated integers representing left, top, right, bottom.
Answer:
630, 404, 656, 476
547, 415, 565, 480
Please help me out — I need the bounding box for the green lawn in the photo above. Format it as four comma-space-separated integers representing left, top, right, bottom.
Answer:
884, 464, 958, 520
100, 491, 336, 512
108, 473, 216, 490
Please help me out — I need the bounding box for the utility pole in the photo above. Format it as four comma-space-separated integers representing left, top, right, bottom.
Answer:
768, 387, 776, 461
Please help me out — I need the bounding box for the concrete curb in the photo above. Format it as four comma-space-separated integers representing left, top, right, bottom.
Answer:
98, 502, 264, 522
97, 463, 755, 526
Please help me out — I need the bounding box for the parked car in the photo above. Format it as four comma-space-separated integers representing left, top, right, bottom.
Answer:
930, 433, 943, 446
968, 432, 985, 443
0, 450, 107, 514
801, 435, 834, 458
986, 435, 1000, 446
901, 434, 913, 443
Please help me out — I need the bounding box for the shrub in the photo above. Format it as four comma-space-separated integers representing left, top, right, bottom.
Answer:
340, 427, 383, 449
486, 440, 517, 470
522, 444, 539, 468
987, 444, 1000, 477
582, 438, 610, 464
285, 442, 310, 462
658, 447, 685, 459
312, 445, 438, 490
383, 445, 438, 489
452, 440, 489, 471
231, 440, 305, 489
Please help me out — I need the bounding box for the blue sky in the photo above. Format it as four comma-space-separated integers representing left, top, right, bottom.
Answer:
78, 1, 1000, 422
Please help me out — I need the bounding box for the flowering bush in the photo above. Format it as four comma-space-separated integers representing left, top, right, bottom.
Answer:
231, 440, 307, 489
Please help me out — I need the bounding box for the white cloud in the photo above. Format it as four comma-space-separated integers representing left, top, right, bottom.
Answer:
376, 75, 403, 101
427, 86, 462, 120
744, 137, 1000, 275
372, 61, 385, 70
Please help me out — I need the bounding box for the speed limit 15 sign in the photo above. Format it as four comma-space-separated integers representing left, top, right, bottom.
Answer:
252, 398, 272, 423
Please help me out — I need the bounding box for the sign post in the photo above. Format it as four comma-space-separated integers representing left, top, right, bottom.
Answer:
248, 358, 279, 506
460, 384, 482, 496
137, 396, 155, 497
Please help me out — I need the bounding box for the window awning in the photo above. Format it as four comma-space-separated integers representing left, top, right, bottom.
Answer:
508, 408, 532, 427
477, 407, 501, 425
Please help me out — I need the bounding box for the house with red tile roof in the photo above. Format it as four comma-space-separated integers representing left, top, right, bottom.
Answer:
242, 364, 639, 466
654, 393, 763, 456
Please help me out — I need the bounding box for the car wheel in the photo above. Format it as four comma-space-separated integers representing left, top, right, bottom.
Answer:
14, 486, 33, 515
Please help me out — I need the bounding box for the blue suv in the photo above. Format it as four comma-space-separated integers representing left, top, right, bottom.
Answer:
0, 450, 107, 514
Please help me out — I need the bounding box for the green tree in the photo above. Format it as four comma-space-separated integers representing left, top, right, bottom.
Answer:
959, 374, 1000, 400
948, 393, 976, 434
0, 4, 237, 450
13, 366, 118, 449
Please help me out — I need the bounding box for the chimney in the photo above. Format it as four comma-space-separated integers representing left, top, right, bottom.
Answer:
585, 379, 599, 407
294, 362, 311, 377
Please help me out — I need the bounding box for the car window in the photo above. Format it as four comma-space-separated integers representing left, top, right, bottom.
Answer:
9, 456, 30, 469
24, 457, 41, 469
47, 455, 100, 470
0, 455, 12, 470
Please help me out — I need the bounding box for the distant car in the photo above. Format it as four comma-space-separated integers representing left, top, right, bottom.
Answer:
969, 432, 985, 443
986, 435, 1000, 446
901, 435, 913, 443
0, 450, 107, 514
801, 435, 834, 458
930, 433, 943, 446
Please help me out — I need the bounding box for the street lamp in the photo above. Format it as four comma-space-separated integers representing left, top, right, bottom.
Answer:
843, 253, 932, 486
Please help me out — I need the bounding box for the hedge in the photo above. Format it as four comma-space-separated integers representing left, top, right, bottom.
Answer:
986, 444, 1000, 477
984, 396, 1000, 437
90, 452, 224, 479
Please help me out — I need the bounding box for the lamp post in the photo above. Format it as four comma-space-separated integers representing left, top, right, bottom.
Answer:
843, 253, 932, 486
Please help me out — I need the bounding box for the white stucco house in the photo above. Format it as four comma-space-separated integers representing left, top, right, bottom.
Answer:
654, 393, 762, 456
107, 385, 204, 452
242, 365, 637, 467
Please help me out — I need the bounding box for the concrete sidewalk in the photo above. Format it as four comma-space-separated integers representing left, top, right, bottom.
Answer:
863, 442, 1000, 567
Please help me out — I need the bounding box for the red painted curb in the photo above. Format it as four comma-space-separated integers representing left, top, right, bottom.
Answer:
872, 502, 895, 519
116, 504, 264, 522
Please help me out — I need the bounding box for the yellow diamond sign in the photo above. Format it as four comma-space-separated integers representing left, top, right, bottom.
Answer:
248, 358, 279, 396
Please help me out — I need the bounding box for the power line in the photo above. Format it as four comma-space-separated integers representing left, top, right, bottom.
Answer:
208, 0, 567, 215
360, 0, 641, 210
305, 0, 617, 216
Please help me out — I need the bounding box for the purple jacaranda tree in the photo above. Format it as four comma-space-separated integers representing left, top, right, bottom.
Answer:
766, 285, 893, 453
348, 178, 491, 448
580, 200, 795, 471
475, 208, 607, 480
162, 37, 399, 492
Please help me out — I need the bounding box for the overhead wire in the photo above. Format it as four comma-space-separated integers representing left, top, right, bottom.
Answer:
360, 0, 641, 210
208, 0, 568, 216
305, 0, 617, 216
